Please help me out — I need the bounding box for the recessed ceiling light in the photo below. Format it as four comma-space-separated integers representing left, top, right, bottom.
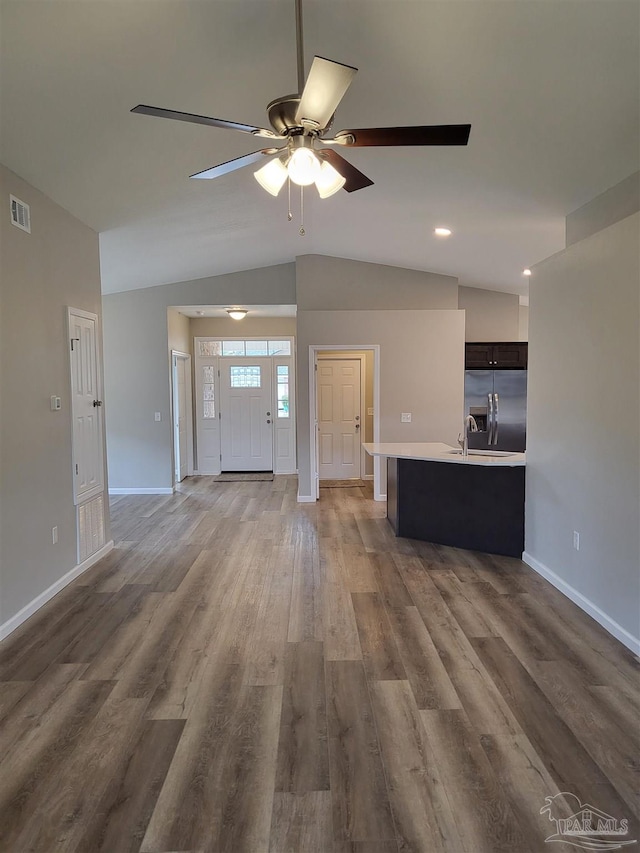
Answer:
522, 268, 532, 277
226, 308, 248, 320
196, 310, 205, 316
434, 227, 452, 237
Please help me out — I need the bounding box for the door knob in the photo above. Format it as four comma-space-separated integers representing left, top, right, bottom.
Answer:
267, 419, 271, 424
92, 400, 103, 407
266, 411, 271, 416
355, 423, 360, 430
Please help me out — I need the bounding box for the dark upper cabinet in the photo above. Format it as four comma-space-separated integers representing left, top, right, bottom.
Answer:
465, 342, 528, 369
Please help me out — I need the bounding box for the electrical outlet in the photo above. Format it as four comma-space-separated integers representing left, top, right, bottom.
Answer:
154, 412, 161, 422
401, 412, 412, 423
52, 526, 58, 544
573, 530, 580, 551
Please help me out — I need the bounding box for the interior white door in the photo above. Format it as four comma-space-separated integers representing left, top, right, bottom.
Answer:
69, 309, 104, 504
317, 359, 361, 480
220, 358, 273, 471
172, 354, 189, 482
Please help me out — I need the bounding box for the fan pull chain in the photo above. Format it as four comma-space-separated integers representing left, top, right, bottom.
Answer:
287, 178, 293, 221
299, 184, 305, 236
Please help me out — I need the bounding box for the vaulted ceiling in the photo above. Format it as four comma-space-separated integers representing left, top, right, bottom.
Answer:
1, 1, 638, 297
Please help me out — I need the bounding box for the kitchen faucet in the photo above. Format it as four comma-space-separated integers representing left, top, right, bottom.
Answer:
458, 414, 479, 458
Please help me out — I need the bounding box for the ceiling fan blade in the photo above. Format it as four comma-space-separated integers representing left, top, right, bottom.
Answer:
295, 56, 357, 130
320, 149, 374, 193
131, 105, 281, 139
190, 149, 282, 180
334, 124, 471, 147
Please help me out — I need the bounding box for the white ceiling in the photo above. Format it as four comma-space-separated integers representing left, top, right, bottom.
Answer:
1, 1, 638, 299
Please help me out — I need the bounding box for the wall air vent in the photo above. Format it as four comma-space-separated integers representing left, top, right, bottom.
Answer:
10, 194, 31, 233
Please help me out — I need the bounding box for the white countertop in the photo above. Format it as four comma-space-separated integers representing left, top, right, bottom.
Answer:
363, 441, 526, 467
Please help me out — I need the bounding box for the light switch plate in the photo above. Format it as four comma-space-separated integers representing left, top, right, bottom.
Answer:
368, 407, 374, 416
50, 395, 61, 411
154, 412, 161, 422
401, 412, 412, 423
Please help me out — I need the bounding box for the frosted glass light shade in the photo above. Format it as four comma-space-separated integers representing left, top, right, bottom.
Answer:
315, 160, 346, 198
287, 148, 321, 186
254, 158, 288, 196
226, 309, 248, 320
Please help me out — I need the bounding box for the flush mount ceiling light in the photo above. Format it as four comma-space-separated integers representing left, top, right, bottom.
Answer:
226, 308, 248, 320
131, 0, 471, 212
434, 227, 452, 237
522, 268, 532, 276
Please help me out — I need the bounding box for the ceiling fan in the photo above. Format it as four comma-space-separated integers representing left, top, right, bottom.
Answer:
131, 0, 470, 199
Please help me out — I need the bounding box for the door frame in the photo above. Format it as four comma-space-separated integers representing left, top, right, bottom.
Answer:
170, 350, 193, 484
309, 344, 382, 501
194, 337, 296, 475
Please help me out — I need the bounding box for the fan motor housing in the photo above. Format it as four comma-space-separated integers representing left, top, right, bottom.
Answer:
267, 95, 303, 135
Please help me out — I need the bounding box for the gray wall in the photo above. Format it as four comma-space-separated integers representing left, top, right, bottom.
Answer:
458, 286, 521, 341
295, 255, 463, 499
297, 311, 465, 499
167, 308, 190, 355
0, 164, 107, 627
103, 264, 295, 490
189, 316, 296, 340
296, 255, 458, 310
566, 171, 639, 247
525, 212, 639, 646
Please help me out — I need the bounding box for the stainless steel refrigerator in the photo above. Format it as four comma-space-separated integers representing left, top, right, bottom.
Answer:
465, 368, 527, 452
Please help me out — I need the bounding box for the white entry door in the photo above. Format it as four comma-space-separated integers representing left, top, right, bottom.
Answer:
220, 358, 273, 471
69, 308, 104, 504
172, 353, 190, 482
317, 359, 361, 480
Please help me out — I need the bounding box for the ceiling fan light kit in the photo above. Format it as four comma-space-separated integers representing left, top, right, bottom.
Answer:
131, 0, 470, 228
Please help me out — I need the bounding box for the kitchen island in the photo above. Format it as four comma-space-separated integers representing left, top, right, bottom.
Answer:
363, 442, 526, 557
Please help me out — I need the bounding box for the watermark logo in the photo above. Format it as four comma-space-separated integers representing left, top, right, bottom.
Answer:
541, 792, 636, 850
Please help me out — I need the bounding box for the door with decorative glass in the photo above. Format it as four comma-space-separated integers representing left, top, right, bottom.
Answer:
220, 358, 273, 471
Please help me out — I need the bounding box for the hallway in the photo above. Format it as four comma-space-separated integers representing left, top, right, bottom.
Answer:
0, 476, 637, 852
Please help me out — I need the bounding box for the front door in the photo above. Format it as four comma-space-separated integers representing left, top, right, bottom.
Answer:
317, 358, 361, 480
220, 358, 273, 471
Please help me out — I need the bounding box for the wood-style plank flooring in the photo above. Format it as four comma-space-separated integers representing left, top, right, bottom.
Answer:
0, 476, 638, 852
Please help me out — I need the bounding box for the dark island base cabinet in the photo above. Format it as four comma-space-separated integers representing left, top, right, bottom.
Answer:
387, 457, 525, 558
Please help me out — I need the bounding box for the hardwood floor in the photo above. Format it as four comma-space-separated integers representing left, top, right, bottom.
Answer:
0, 476, 638, 852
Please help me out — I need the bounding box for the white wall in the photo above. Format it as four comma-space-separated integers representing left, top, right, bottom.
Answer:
0, 164, 108, 629
458, 286, 521, 341
102, 264, 295, 491
524, 212, 639, 651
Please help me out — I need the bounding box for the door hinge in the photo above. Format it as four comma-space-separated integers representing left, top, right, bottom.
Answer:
75, 463, 78, 475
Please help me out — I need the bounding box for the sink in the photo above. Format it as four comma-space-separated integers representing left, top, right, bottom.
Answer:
447, 449, 516, 458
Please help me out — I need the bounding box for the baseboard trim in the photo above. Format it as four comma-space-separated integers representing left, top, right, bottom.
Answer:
0, 540, 114, 642
109, 487, 174, 495
363, 474, 374, 481
522, 551, 640, 656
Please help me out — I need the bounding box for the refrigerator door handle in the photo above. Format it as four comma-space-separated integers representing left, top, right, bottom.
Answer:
493, 393, 499, 445
487, 393, 494, 445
